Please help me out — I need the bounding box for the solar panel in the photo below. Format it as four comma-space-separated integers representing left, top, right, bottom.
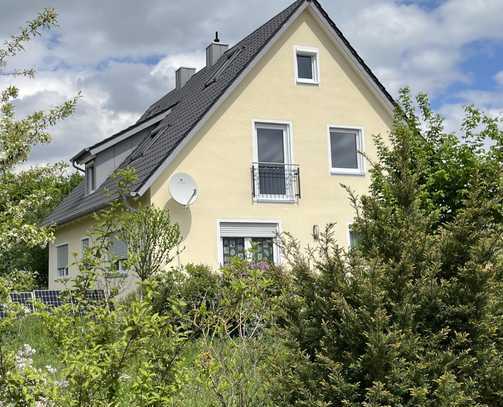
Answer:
85, 289, 105, 303
10, 292, 34, 312
34, 290, 63, 308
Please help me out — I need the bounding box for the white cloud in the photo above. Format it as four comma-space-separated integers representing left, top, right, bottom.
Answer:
495, 71, 503, 86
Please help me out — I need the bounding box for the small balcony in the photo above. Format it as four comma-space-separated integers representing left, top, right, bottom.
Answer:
251, 162, 301, 202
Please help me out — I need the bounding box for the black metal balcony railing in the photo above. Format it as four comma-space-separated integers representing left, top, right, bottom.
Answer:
251, 162, 301, 201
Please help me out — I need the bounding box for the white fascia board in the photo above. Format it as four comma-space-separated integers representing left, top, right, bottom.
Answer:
306, 4, 395, 116
134, 2, 309, 197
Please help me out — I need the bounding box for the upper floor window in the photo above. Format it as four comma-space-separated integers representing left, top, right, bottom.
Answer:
295, 46, 319, 85
56, 244, 69, 277
329, 127, 364, 175
252, 121, 300, 202
86, 163, 96, 194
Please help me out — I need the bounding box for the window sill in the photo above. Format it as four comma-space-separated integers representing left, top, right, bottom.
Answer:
296, 78, 319, 86
330, 169, 365, 176
253, 196, 298, 204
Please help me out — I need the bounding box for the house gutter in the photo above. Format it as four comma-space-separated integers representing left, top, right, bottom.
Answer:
72, 158, 85, 173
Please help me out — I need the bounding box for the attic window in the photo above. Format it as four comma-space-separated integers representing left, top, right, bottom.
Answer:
86, 163, 96, 194
129, 128, 165, 162
205, 47, 243, 87
295, 46, 319, 85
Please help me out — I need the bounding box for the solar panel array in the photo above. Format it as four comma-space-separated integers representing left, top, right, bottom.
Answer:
0, 289, 106, 318
10, 292, 34, 312
34, 290, 63, 308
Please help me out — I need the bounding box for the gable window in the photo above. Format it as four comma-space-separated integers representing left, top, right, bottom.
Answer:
56, 244, 69, 277
329, 127, 364, 175
219, 221, 279, 266
295, 46, 319, 84
86, 163, 96, 194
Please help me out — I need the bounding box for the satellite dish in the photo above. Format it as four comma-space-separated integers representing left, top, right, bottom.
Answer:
169, 172, 198, 207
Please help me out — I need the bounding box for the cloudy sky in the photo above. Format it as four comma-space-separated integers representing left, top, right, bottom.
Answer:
1, 0, 502, 167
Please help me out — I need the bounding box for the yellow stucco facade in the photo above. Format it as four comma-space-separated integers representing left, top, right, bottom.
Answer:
49, 9, 392, 289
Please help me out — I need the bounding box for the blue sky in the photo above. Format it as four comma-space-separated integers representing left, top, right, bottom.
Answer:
0, 0, 502, 166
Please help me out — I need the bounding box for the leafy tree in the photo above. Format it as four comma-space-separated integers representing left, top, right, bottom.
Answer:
119, 204, 182, 282
0, 166, 82, 287
274, 89, 503, 406
0, 8, 78, 289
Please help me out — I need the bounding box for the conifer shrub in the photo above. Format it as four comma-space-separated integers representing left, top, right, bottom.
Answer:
272, 89, 503, 406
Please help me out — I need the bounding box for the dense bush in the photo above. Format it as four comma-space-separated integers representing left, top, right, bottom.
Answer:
152, 264, 220, 320
271, 90, 503, 406
153, 261, 291, 336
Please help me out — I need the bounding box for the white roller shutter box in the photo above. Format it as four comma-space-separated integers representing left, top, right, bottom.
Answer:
219, 222, 278, 238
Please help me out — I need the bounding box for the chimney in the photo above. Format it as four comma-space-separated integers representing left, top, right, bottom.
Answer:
175, 67, 196, 90
206, 31, 228, 67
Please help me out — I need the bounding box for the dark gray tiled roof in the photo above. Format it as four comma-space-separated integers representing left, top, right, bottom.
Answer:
45, 0, 394, 226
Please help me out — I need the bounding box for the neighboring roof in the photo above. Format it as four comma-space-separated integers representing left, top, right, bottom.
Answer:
45, 0, 395, 226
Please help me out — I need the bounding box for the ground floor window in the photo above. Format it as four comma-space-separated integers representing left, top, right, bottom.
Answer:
222, 237, 246, 264
110, 237, 128, 274
348, 225, 361, 249
56, 244, 69, 277
219, 221, 279, 266
250, 237, 274, 263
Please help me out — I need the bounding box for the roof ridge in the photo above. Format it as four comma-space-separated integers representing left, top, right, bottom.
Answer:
227, 0, 306, 53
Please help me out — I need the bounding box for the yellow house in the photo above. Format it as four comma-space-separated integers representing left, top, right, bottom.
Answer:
45, 0, 394, 290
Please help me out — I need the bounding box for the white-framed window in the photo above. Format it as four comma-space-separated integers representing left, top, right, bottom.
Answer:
328, 126, 364, 175
56, 243, 69, 277
218, 221, 280, 266
348, 224, 361, 249
294, 46, 320, 85
252, 121, 298, 202
81, 237, 90, 256
86, 163, 96, 194
110, 237, 128, 274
